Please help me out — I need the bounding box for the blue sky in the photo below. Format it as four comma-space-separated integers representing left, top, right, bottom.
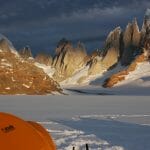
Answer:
0, 0, 150, 55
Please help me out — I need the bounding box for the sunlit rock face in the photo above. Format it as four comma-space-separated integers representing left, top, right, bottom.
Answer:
132, 18, 141, 47
19, 46, 33, 59
121, 19, 141, 65
35, 53, 52, 66
102, 27, 121, 68
52, 39, 87, 81
0, 34, 16, 53
85, 27, 121, 77
0, 39, 12, 52
87, 50, 104, 75
0, 37, 61, 95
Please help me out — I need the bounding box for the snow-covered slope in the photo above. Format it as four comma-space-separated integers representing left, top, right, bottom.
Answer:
61, 65, 90, 86
117, 61, 150, 86
60, 60, 150, 91
61, 64, 107, 86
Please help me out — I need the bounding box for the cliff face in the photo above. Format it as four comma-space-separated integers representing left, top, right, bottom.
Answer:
102, 27, 121, 68
88, 55, 103, 75
87, 27, 121, 76
52, 40, 87, 81
121, 19, 141, 65
0, 38, 61, 95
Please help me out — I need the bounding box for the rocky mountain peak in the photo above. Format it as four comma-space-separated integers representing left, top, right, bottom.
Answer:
105, 27, 121, 50
0, 36, 17, 53
35, 53, 52, 66
123, 18, 140, 48
19, 46, 33, 59
0, 39, 11, 52
55, 38, 72, 55
102, 27, 121, 69
52, 40, 87, 81
121, 18, 141, 65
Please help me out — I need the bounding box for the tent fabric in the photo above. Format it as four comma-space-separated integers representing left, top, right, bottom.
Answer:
0, 112, 56, 150
28, 121, 56, 149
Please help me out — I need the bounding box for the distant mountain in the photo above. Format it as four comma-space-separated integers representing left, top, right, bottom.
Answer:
0, 35, 62, 95
103, 9, 150, 87
54, 9, 150, 86
0, 9, 150, 94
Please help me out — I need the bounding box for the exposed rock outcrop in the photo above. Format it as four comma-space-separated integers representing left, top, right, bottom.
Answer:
102, 27, 121, 68
35, 53, 52, 66
132, 18, 141, 47
0, 35, 17, 54
0, 39, 12, 52
121, 19, 141, 65
87, 50, 103, 75
52, 40, 87, 81
19, 46, 33, 59
55, 38, 72, 55
87, 27, 121, 77
88, 56, 103, 75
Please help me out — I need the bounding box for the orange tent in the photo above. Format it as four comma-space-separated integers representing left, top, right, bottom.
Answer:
0, 112, 56, 150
